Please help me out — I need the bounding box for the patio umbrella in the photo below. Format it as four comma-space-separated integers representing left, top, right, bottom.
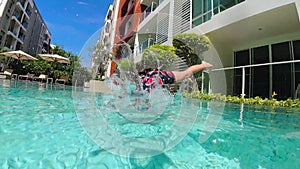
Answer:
0, 50, 37, 60
38, 54, 70, 64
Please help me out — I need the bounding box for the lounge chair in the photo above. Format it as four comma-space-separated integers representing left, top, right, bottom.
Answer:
55, 75, 68, 85
0, 69, 13, 79
33, 74, 48, 82
18, 73, 35, 81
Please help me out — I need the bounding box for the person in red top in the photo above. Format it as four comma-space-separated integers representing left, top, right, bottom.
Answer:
139, 61, 213, 92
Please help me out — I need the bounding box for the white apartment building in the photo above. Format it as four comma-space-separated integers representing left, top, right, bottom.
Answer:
137, 0, 300, 100
0, 0, 51, 56
95, 0, 120, 78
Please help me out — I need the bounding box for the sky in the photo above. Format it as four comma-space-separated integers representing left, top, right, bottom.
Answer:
35, 0, 113, 57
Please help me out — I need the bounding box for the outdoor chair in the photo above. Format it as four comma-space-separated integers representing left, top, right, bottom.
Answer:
18, 73, 35, 81
0, 69, 13, 79
33, 74, 48, 82
55, 75, 69, 85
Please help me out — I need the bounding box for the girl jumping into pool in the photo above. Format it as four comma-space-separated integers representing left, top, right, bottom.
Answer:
109, 61, 213, 108
138, 61, 213, 93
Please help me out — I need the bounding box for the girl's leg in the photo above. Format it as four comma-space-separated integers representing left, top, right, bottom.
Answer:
173, 61, 213, 82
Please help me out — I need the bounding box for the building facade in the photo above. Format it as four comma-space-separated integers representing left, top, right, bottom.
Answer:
114, 0, 145, 59
99, 0, 300, 99
189, 0, 300, 100
96, 0, 120, 77
0, 0, 51, 56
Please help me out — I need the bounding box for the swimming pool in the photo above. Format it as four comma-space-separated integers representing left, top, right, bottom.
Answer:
0, 79, 299, 168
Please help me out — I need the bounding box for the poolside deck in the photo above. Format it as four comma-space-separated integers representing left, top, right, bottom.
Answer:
83, 80, 112, 93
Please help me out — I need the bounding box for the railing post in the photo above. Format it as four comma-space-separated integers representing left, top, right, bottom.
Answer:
211, 0, 214, 16
241, 67, 246, 98
201, 71, 204, 94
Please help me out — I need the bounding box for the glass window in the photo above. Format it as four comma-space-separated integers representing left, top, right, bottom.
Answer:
234, 49, 250, 97
235, 49, 250, 66
293, 40, 300, 97
192, 0, 203, 18
251, 46, 270, 98
272, 42, 291, 62
192, 18, 203, 26
272, 42, 292, 100
293, 40, 300, 60
192, 0, 212, 27
213, 0, 220, 15
273, 64, 292, 100
252, 45, 269, 64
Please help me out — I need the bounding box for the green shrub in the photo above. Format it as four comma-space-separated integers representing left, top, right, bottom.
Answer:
183, 91, 300, 109
138, 44, 179, 71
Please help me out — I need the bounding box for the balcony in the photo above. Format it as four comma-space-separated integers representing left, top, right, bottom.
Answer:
18, 34, 25, 42
159, 0, 165, 4
25, 10, 31, 17
8, 27, 18, 37
192, 0, 246, 27
143, 2, 157, 20
12, 12, 22, 21
16, 1, 24, 9
140, 38, 155, 52
104, 20, 112, 33
18, 0, 26, 7
22, 22, 28, 29
43, 39, 50, 44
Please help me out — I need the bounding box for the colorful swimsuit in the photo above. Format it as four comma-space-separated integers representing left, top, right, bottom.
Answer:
140, 69, 175, 93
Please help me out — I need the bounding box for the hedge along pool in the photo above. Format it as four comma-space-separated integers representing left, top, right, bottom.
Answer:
0, 79, 300, 169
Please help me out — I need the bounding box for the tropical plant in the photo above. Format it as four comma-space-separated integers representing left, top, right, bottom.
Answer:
0, 48, 10, 71
138, 44, 178, 71
118, 58, 135, 71
0, 45, 90, 86
173, 33, 210, 66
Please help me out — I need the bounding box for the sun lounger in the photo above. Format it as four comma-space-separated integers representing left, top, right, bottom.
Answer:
0, 69, 14, 79
18, 73, 35, 81
55, 75, 68, 85
33, 74, 48, 82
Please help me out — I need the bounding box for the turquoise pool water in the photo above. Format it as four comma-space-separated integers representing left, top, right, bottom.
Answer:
0, 79, 300, 169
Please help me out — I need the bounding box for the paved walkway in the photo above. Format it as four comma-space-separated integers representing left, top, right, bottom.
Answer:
83, 80, 112, 93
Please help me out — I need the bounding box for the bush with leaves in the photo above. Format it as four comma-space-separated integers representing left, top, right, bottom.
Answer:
1, 45, 90, 85
138, 44, 178, 71
173, 33, 210, 66
183, 91, 300, 109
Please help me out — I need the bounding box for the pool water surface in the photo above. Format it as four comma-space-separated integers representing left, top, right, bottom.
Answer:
0, 79, 300, 169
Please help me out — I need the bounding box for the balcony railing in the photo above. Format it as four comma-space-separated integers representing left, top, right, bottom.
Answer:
13, 12, 22, 21
192, 0, 245, 27
159, 0, 165, 4
17, 0, 26, 6
18, 34, 25, 41
140, 38, 155, 52
26, 10, 31, 17
143, 2, 157, 20
210, 60, 300, 99
22, 22, 28, 29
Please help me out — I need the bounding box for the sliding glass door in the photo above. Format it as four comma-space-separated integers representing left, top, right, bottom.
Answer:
250, 46, 270, 98
293, 40, 300, 97
234, 50, 250, 97
272, 42, 292, 100
233, 40, 300, 99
